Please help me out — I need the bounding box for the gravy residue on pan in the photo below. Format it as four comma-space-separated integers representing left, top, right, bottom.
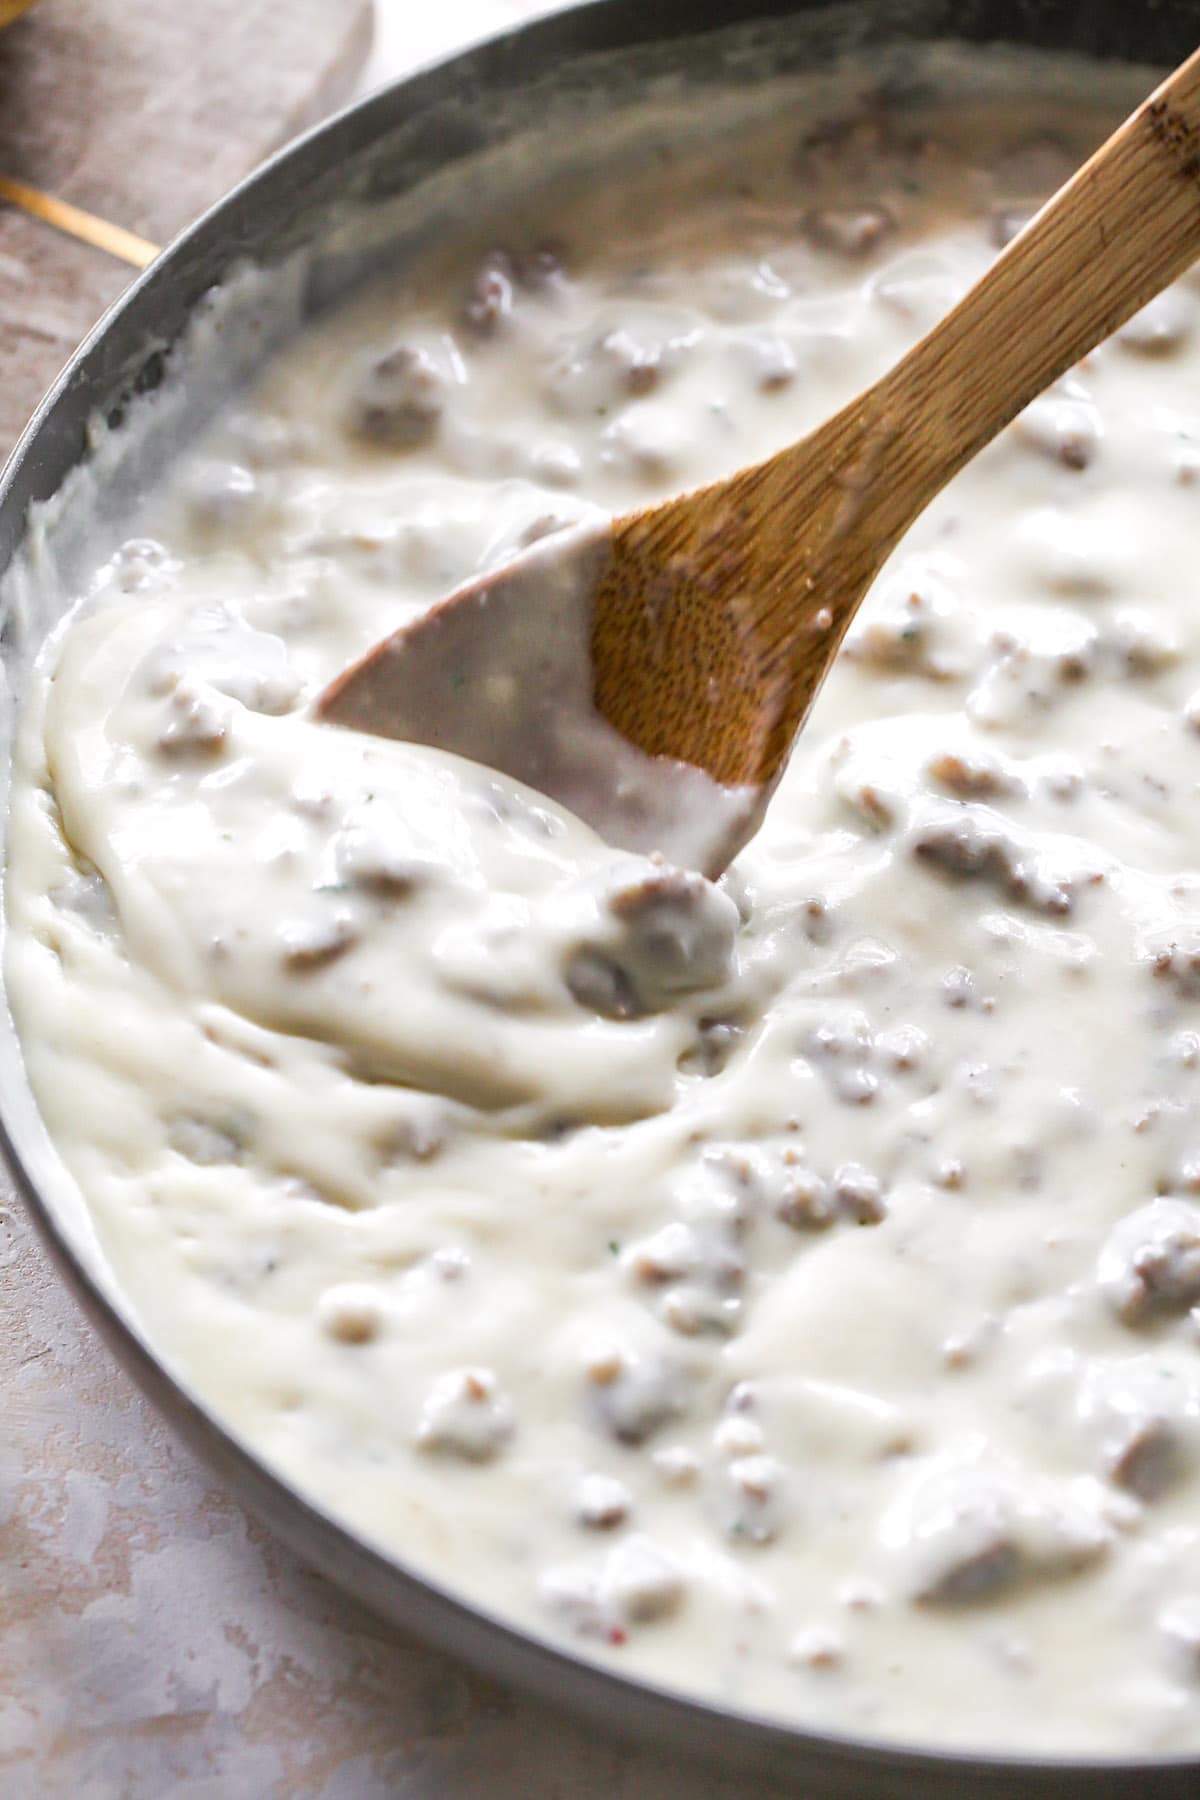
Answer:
9, 54, 1200, 1755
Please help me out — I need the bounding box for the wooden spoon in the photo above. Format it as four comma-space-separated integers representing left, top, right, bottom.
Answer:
321, 48, 1200, 877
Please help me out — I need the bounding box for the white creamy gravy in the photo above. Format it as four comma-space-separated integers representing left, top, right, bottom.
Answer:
9, 55, 1200, 1755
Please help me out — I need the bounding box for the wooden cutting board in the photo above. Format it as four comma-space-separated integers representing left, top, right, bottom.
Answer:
0, 0, 373, 452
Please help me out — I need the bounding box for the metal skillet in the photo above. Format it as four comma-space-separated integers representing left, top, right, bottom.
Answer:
1, 2, 1199, 1794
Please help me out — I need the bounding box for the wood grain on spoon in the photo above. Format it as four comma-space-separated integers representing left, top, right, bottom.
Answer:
321, 47, 1200, 872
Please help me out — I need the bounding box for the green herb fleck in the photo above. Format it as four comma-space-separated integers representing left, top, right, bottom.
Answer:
608, 1240, 621, 1256
450, 669, 467, 693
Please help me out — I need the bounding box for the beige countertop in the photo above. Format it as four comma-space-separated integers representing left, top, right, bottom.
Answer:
0, 3, 780, 1795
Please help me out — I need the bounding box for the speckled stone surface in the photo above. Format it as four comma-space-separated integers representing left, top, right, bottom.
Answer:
0, 5, 784, 1795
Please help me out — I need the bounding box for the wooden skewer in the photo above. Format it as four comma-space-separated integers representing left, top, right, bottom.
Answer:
0, 175, 158, 269
0, 0, 42, 26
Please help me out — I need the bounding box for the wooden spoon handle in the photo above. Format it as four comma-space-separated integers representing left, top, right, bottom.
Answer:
879, 46, 1200, 495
